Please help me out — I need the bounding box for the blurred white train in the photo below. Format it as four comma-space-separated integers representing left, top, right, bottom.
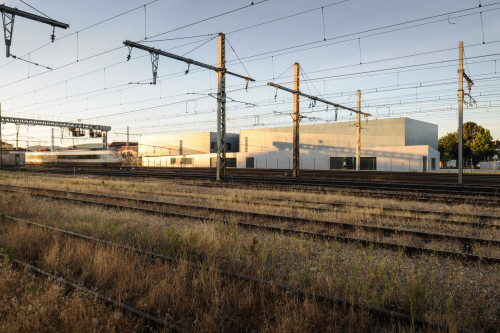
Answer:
25, 150, 123, 167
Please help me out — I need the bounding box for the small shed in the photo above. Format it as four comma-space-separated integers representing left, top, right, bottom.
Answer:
1, 150, 25, 166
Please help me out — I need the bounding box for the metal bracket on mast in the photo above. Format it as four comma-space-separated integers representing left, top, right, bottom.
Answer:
123, 38, 255, 181
2, 11, 14, 57
150, 52, 159, 85
0, 4, 69, 58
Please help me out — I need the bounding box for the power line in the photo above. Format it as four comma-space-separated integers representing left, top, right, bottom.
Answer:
0, 1, 160, 70
225, 0, 349, 35
141, 0, 269, 41
18, 0, 51, 19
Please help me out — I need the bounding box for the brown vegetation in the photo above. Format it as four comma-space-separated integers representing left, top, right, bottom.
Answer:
0, 170, 499, 332
0, 260, 142, 332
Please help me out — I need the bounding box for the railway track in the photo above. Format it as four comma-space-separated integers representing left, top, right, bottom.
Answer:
2, 184, 498, 264
0, 251, 187, 332
127, 188, 500, 229
12, 167, 500, 206
23, 165, 500, 185
0, 214, 463, 332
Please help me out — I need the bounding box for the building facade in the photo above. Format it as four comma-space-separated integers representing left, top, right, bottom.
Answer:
140, 118, 440, 172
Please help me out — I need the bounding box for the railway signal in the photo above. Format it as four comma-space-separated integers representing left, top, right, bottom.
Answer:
123, 34, 255, 181
268, 63, 371, 177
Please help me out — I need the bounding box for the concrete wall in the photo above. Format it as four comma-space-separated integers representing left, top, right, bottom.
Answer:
139, 118, 439, 171
480, 161, 500, 170
239, 118, 436, 154
209, 133, 239, 153
139, 132, 211, 157
404, 118, 439, 150
139, 132, 239, 157
143, 145, 439, 172
236, 145, 439, 172
142, 152, 238, 168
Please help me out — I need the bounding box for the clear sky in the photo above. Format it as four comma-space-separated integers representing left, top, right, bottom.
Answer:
0, 0, 499, 148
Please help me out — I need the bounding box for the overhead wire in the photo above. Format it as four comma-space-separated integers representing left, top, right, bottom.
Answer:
4, 1, 500, 139
139, 0, 269, 41
0, 0, 161, 70
226, 37, 252, 78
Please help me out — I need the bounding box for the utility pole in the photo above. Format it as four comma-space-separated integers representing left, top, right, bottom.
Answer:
356, 90, 361, 171
15, 124, 19, 150
292, 63, 300, 177
0, 5, 69, 58
217, 33, 226, 180
268, 69, 371, 178
126, 126, 129, 166
123, 35, 254, 181
458, 41, 464, 184
51, 128, 54, 151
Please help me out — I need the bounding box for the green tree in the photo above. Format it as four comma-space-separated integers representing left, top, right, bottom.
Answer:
438, 122, 496, 165
438, 132, 458, 162
470, 129, 495, 162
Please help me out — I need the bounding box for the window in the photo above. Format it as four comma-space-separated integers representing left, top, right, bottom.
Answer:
246, 157, 254, 168
210, 157, 236, 168
180, 158, 193, 165
210, 142, 216, 150
227, 143, 231, 151
360, 157, 376, 170
245, 137, 248, 152
330, 157, 376, 170
431, 158, 436, 171
170, 158, 177, 165
330, 157, 342, 170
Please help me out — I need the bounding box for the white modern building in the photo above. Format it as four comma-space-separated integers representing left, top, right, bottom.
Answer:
140, 118, 440, 172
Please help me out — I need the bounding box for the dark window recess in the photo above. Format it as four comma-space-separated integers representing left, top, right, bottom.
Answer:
226, 143, 231, 151
210, 142, 216, 150
170, 158, 177, 164
360, 157, 376, 170
210, 157, 236, 168
330, 157, 376, 170
181, 158, 193, 165
332, 157, 355, 170
246, 157, 255, 169
431, 158, 436, 171
330, 157, 343, 170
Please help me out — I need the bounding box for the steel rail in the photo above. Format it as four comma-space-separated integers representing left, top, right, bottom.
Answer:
3, 184, 498, 247
126, 188, 499, 229
12, 167, 500, 202
0, 251, 189, 333
24, 168, 500, 205
3, 181, 497, 230
1, 187, 498, 264
0, 215, 471, 332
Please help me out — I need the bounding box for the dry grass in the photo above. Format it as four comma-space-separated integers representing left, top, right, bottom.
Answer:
0, 170, 499, 332
0, 260, 143, 333
0, 221, 411, 333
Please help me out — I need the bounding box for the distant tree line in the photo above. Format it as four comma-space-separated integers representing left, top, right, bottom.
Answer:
438, 121, 496, 165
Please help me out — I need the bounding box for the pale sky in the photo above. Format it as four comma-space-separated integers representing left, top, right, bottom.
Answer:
0, 0, 499, 148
